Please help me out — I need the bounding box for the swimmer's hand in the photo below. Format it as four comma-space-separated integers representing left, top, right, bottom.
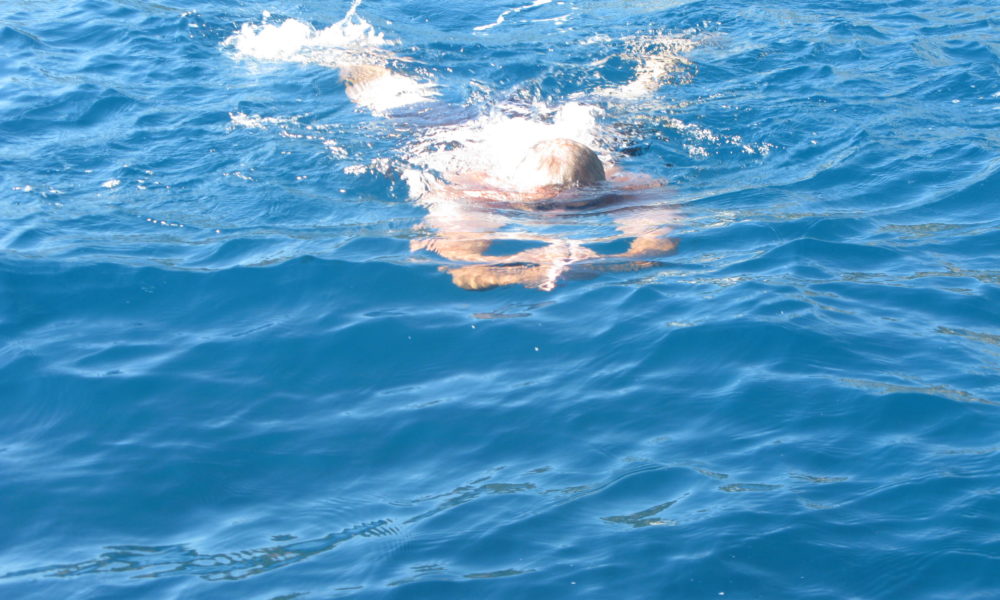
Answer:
441, 264, 551, 291
505, 244, 599, 265
440, 238, 674, 290
443, 243, 600, 290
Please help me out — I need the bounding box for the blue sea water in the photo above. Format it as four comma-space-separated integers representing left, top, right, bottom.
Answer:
2, 0, 999, 598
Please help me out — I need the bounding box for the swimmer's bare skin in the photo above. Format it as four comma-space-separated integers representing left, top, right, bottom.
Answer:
340, 64, 394, 105
443, 263, 553, 292
411, 139, 678, 290
444, 258, 662, 291
431, 223, 675, 291
336, 62, 674, 290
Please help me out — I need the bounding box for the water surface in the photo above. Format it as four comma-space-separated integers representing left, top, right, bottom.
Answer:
2, 1, 999, 598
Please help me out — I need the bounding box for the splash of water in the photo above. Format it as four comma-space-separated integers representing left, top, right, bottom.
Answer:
223, 10, 390, 65
402, 101, 612, 199
223, 2, 437, 112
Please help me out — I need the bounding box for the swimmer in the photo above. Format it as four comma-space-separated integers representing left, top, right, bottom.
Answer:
336, 62, 677, 291
411, 138, 678, 291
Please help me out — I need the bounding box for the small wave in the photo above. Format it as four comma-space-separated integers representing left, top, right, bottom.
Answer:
474, 0, 554, 32
590, 32, 698, 100
2, 519, 399, 583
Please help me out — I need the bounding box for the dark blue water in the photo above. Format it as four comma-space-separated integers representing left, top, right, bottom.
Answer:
2, 1, 999, 598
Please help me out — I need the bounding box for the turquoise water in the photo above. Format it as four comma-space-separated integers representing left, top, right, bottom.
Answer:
2, 1, 999, 598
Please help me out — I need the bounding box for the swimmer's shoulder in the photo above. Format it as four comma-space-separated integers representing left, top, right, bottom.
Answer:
607, 169, 664, 191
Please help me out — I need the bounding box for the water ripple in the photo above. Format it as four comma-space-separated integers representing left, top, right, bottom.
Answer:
1, 1, 999, 599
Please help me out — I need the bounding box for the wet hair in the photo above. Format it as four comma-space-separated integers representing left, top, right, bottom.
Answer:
517, 138, 606, 190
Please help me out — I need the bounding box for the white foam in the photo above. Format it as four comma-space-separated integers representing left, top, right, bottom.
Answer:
474, 0, 554, 32
224, 7, 437, 113
224, 15, 391, 67
228, 112, 302, 130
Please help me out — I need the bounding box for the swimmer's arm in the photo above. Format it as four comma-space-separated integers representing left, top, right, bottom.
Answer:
603, 170, 673, 257
607, 206, 679, 258
615, 234, 677, 258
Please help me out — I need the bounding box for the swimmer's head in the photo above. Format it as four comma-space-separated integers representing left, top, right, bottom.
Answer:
515, 138, 606, 193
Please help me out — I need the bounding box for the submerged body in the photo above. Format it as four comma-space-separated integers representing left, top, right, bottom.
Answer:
338, 63, 677, 291
411, 138, 678, 290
